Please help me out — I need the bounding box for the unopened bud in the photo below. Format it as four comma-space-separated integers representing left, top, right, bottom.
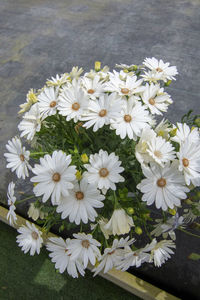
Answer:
135, 226, 142, 235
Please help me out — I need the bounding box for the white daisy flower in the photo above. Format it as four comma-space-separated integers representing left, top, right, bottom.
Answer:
84, 149, 124, 192
4, 136, 31, 179
28, 203, 47, 221
46, 237, 85, 278
81, 93, 122, 132
137, 162, 189, 211
56, 179, 105, 225
7, 182, 17, 226
143, 57, 178, 82
177, 139, 200, 186
67, 233, 101, 268
146, 135, 176, 167
141, 83, 172, 115
171, 123, 200, 144
103, 208, 134, 236
154, 119, 171, 140
58, 83, 89, 122
135, 128, 157, 166
18, 103, 42, 140
91, 217, 111, 239
46, 73, 70, 87
150, 239, 176, 267
104, 70, 144, 96
18, 88, 38, 114
16, 221, 43, 255
81, 75, 105, 100
85, 65, 110, 81
115, 63, 137, 71
141, 70, 166, 83
31, 151, 76, 205
37, 86, 59, 118
110, 97, 152, 140
92, 237, 134, 276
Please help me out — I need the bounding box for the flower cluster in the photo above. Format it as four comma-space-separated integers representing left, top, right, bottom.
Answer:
4, 58, 200, 278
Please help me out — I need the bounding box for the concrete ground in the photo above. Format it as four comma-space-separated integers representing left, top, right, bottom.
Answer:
0, 0, 200, 298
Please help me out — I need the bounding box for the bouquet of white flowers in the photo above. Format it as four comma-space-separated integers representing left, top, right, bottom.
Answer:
4, 58, 200, 278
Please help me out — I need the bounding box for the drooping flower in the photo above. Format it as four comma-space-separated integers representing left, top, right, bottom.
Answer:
150, 239, 176, 267
16, 221, 43, 255
92, 237, 134, 276
81, 93, 122, 132
103, 208, 134, 236
7, 182, 17, 226
28, 203, 47, 221
91, 217, 111, 239
37, 86, 59, 118
67, 233, 101, 268
18, 103, 42, 140
46, 237, 85, 278
58, 82, 89, 122
143, 57, 178, 82
137, 162, 189, 211
4, 136, 31, 179
177, 138, 200, 186
69, 66, 83, 80
56, 179, 105, 225
110, 97, 152, 140
31, 151, 76, 205
141, 83, 172, 115
84, 149, 124, 193
46, 73, 70, 87
18, 88, 38, 114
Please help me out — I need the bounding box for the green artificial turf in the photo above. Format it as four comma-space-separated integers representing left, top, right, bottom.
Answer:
0, 221, 141, 300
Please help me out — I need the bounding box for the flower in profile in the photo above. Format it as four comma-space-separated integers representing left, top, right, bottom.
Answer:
81, 74, 105, 100
177, 138, 200, 186
141, 83, 172, 115
58, 82, 89, 122
154, 118, 171, 140
37, 86, 59, 118
171, 123, 200, 144
46, 237, 85, 278
150, 239, 176, 267
56, 179, 105, 225
46, 73, 70, 87
7, 182, 17, 226
16, 221, 43, 255
84, 150, 124, 193
137, 162, 189, 211
81, 93, 122, 132
143, 57, 178, 82
4, 136, 31, 179
110, 97, 152, 140
31, 151, 76, 205
18, 103, 42, 140
69, 66, 83, 80
92, 237, 134, 276
18, 88, 38, 114
67, 233, 101, 268
91, 217, 111, 239
103, 208, 134, 236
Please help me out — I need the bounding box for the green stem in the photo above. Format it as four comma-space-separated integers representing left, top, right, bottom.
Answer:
30, 152, 49, 157
16, 195, 35, 204
178, 228, 200, 239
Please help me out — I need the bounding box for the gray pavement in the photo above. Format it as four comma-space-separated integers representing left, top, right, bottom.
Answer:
0, 0, 200, 192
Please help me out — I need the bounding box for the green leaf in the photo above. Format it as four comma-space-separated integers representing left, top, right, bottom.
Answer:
188, 253, 200, 261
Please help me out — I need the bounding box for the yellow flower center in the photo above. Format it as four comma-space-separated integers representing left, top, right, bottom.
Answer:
108, 250, 115, 255
76, 191, 84, 200
99, 168, 109, 178
99, 109, 107, 117
149, 98, 155, 105
52, 172, 61, 182
81, 240, 90, 249
157, 178, 166, 187
87, 89, 95, 94
20, 154, 25, 161
124, 114, 132, 122
72, 102, 80, 111
156, 67, 163, 72
121, 88, 130, 94
50, 101, 57, 108
31, 231, 39, 240
182, 158, 189, 167
154, 150, 162, 159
